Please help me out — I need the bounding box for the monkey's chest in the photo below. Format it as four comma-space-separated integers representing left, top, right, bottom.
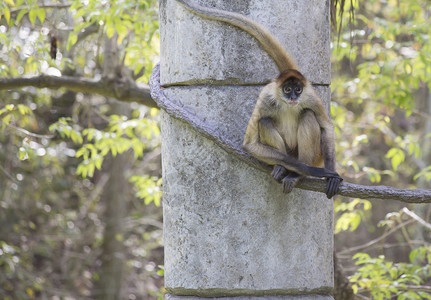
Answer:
276, 113, 299, 150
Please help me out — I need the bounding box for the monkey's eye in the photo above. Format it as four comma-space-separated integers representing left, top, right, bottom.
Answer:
295, 87, 303, 94
283, 86, 292, 94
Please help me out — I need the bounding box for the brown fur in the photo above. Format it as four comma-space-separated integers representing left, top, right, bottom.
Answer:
276, 69, 307, 85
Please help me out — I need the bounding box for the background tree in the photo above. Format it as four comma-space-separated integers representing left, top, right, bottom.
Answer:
332, 0, 431, 299
0, 0, 162, 299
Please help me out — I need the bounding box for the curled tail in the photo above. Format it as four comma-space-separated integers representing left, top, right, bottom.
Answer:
175, 0, 299, 72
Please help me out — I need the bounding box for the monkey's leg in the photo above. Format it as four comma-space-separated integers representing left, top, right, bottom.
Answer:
298, 110, 323, 166
279, 110, 323, 193
258, 117, 290, 182
281, 172, 301, 194
258, 117, 304, 191
243, 141, 339, 178
271, 165, 289, 183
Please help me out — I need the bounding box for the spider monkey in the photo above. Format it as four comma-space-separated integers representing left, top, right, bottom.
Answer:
175, 0, 343, 198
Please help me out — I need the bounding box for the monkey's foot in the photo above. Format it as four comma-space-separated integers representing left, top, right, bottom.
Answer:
271, 165, 289, 183
326, 176, 343, 199
282, 174, 301, 194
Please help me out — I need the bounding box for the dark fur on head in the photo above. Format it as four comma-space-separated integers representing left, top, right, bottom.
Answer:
276, 69, 307, 85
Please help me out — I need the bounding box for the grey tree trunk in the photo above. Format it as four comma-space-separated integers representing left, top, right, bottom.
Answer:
159, 1, 334, 299
94, 152, 128, 299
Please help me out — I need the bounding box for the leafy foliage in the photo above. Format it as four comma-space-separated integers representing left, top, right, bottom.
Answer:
351, 251, 431, 299
332, 0, 431, 299
332, 0, 431, 185
49, 113, 160, 178
0, 0, 162, 298
335, 198, 372, 233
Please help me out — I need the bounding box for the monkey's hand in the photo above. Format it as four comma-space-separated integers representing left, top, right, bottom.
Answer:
325, 175, 343, 199
281, 173, 301, 194
271, 165, 289, 183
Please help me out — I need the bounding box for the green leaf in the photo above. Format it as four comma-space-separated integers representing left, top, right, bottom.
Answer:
370, 63, 380, 74
16, 8, 27, 24
94, 156, 103, 170
414, 166, 431, 181
19, 147, 29, 160
28, 8, 37, 26
106, 27, 116, 39
385, 148, 405, 171
4, 0, 15, 6
4, 6, 10, 24
37, 8, 45, 24
75, 147, 88, 159
350, 214, 361, 231
17, 104, 32, 116
70, 130, 83, 144
77, 164, 88, 178
67, 33, 78, 51
409, 248, 419, 263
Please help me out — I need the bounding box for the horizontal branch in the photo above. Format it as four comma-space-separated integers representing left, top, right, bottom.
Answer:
8, 3, 71, 15
149, 63, 431, 203
338, 219, 415, 255
0, 74, 157, 108
3, 65, 431, 202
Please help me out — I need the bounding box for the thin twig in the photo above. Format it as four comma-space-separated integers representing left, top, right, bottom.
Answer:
357, 284, 431, 293
338, 219, 416, 255
403, 207, 431, 231
5, 123, 53, 139
0, 164, 18, 184
354, 293, 370, 300
6, 3, 71, 15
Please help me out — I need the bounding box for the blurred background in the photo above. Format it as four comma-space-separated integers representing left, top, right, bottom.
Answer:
0, 0, 430, 299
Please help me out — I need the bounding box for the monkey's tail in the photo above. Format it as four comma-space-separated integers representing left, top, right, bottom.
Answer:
175, 0, 299, 72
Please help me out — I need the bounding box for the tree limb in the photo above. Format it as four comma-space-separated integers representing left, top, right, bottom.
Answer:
2, 64, 430, 202
0, 74, 157, 108
149, 63, 431, 203
337, 219, 415, 255
6, 3, 71, 15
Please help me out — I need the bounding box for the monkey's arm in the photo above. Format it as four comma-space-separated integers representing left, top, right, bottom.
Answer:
321, 124, 343, 198
312, 102, 343, 198
313, 103, 338, 171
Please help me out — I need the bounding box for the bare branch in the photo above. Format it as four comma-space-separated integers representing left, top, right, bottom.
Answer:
0, 164, 18, 184
68, 22, 100, 57
5, 123, 54, 139
337, 219, 415, 255
354, 293, 369, 300
403, 207, 431, 230
357, 284, 431, 294
0, 75, 157, 108
7, 3, 71, 15
149, 63, 431, 203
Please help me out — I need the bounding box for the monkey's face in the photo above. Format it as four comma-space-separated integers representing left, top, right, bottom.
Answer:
281, 78, 303, 106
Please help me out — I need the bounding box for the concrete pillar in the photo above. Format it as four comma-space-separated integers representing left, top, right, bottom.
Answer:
159, 0, 334, 299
